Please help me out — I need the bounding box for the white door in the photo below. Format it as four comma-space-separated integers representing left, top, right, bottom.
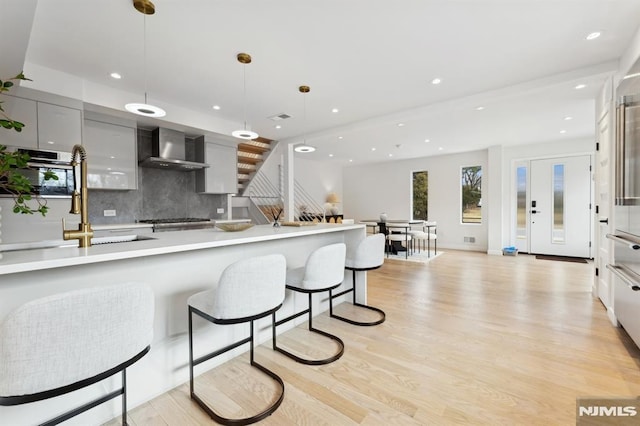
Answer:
596, 109, 614, 309
530, 155, 592, 257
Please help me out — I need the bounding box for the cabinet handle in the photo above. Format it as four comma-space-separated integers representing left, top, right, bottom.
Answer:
599, 218, 609, 224
606, 233, 640, 250
606, 264, 640, 291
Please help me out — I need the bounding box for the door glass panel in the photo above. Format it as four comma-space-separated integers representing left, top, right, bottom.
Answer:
553, 164, 565, 242
516, 166, 527, 239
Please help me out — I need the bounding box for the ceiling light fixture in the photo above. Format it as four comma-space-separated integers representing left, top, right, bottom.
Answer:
110, 72, 122, 79
397, 123, 405, 127
575, 84, 587, 90
371, 147, 376, 151
232, 53, 259, 140
586, 32, 601, 40
294, 85, 316, 153
329, 153, 334, 157
212, 105, 221, 110
560, 130, 567, 134
432, 78, 442, 85
425, 139, 430, 143
331, 108, 339, 113
338, 136, 343, 140
476, 106, 485, 111
275, 125, 282, 129
125, 0, 165, 118
564, 116, 573, 121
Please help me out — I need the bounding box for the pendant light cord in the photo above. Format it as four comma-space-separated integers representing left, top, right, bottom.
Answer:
242, 63, 247, 131
303, 90, 307, 144
143, 14, 148, 104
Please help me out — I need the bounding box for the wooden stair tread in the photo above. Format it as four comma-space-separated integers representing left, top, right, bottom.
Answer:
238, 143, 270, 154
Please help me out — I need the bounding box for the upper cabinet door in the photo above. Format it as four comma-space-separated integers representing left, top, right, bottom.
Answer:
37, 102, 82, 152
83, 119, 137, 190
0, 95, 38, 149
195, 141, 238, 194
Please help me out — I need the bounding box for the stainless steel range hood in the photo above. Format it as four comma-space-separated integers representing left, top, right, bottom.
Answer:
139, 128, 209, 171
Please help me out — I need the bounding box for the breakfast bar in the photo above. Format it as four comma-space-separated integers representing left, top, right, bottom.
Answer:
0, 223, 366, 425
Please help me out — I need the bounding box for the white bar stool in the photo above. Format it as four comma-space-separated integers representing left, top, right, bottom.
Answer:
188, 254, 287, 425
0, 282, 154, 426
272, 243, 346, 365
330, 233, 386, 326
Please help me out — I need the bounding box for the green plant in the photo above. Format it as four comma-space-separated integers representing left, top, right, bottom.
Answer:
0, 72, 57, 216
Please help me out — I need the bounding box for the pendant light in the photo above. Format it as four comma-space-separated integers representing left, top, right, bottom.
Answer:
232, 53, 259, 140
294, 85, 316, 153
125, 0, 166, 118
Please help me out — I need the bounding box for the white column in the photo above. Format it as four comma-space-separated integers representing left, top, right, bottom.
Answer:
283, 143, 295, 221
487, 145, 504, 255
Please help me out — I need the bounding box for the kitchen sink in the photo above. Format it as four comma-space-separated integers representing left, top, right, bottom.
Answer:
0, 235, 156, 252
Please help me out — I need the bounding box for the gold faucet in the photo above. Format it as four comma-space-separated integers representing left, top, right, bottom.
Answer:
62, 144, 93, 247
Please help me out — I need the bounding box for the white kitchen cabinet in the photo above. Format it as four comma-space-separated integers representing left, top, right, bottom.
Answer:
83, 119, 137, 190
0, 95, 38, 149
37, 102, 82, 152
195, 137, 237, 194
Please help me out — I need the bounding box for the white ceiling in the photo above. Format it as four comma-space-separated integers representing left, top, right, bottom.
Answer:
12, 0, 640, 164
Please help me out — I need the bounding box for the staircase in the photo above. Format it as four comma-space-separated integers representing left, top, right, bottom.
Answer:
237, 137, 275, 193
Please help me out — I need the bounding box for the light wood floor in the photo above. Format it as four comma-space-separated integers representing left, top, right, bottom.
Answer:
105, 250, 640, 425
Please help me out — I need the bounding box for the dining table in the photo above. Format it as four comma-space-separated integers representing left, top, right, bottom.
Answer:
360, 219, 424, 259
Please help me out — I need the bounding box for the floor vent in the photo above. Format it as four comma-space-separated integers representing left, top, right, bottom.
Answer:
464, 236, 476, 243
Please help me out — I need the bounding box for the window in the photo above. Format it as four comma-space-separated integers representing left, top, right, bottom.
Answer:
412, 171, 428, 220
461, 166, 482, 223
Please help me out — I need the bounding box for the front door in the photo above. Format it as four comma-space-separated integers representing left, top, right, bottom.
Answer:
530, 155, 592, 257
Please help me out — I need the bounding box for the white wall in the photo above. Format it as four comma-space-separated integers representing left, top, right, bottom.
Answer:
343, 149, 489, 251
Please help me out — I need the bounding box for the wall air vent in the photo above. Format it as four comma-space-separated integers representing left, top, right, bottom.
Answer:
268, 113, 292, 121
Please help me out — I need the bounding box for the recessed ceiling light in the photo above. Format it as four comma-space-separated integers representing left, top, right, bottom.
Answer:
110, 156, 115, 159
331, 108, 339, 113
431, 78, 442, 85
275, 125, 282, 129
371, 147, 376, 151
110, 72, 122, 79
397, 123, 405, 127
560, 130, 567, 134
329, 153, 334, 157
338, 136, 343, 140
349, 159, 353, 163
475, 106, 485, 111
425, 139, 430, 143
212, 105, 221, 110
564, 116, 573, 121
388, 154, 393, 157
575, 84, 587, 90
438, 147, 443, 151
586, 32, 601, 40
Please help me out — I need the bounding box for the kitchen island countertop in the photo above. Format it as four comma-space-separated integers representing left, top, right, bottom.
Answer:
0, 223, 363, 276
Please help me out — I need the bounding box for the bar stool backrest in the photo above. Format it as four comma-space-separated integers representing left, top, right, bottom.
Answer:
350, 234, 385, 269
0, 282, 154, 398
213, 254, 286, 320
303, 243, 346, 290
